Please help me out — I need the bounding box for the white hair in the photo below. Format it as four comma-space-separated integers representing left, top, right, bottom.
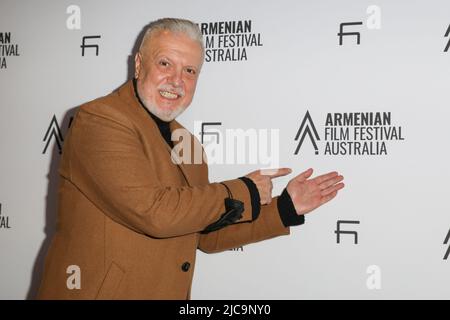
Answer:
139, 18, 204, 57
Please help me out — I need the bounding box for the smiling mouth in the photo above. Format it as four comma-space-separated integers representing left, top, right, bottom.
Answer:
159, 90, 180, 100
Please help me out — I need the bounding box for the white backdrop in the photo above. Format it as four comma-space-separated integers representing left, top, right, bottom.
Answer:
1, 0, 449, 299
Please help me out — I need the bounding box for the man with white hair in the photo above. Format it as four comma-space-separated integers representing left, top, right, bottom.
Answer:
37, 18, 344, 299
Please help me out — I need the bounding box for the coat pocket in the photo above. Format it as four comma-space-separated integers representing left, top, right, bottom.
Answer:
95, 261, 125, 300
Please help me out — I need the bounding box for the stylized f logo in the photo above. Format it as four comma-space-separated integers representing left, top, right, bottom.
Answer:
81, 35, 101, 56
200, 122, 222, 144
335, 220, 360, 244
338, 22, 363, 45
294, 110, 320, 155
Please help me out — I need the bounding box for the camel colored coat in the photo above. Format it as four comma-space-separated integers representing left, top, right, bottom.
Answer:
37, 80, 290, 299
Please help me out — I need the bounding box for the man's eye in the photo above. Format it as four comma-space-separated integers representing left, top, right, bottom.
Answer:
159, 60, 169, 67
186, 68, 196, 75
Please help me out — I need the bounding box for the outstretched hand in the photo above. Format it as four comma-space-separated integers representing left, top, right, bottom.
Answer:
286, 168, 345, 215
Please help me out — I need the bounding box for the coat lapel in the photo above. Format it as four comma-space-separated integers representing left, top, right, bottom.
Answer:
116, 80, 199, 187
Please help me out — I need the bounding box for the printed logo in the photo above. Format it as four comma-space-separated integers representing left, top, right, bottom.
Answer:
199, 20, 263, 62
295, 110, 405, 156
43, 115, 73, 154
200, 122, 222, 144
443, 228, 450, 260
338, 5, 381, 46
0, 32, 20, 69
294, 111, 320, 155
0, 203, 11, 229
444, 24, 450, 52
338, 22, 363, 45
81, 35, 101, 56
335, 220, 360, 244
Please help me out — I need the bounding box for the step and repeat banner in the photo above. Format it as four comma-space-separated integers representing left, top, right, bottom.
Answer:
1, 0, 449, 299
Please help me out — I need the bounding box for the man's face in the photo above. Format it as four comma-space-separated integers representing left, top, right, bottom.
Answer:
134, 30, 203, 121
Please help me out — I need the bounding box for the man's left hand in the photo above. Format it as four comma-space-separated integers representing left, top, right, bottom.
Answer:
286, 168, 345, 215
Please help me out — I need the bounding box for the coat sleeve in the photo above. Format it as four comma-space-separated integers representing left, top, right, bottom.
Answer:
61, 105, 254, 239
197, 196, 290, 253
197, 151, 291, 253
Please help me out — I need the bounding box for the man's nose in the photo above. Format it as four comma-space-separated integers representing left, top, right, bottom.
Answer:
168, 68, 183, 86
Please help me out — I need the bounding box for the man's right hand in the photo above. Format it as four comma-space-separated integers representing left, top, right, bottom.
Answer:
245, 168, 292, 205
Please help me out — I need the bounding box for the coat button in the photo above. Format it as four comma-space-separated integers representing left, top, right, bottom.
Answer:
181, 262, 191, 272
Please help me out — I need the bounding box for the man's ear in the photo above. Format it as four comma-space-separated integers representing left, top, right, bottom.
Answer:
134, 52, 142, 79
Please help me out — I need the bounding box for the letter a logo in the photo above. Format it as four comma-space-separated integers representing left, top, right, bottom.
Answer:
294, 110, 320, 155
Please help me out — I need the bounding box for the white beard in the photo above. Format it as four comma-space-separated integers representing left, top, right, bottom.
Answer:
144, 100, 187, 122
135, 81, 189, 121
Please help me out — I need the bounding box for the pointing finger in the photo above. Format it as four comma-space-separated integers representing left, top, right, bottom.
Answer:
260, 168, 292, 179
